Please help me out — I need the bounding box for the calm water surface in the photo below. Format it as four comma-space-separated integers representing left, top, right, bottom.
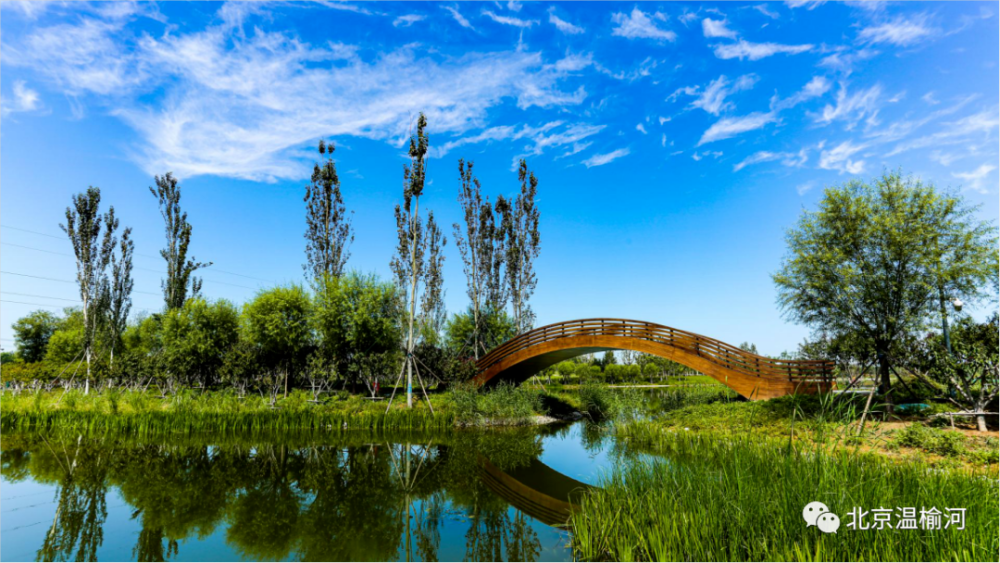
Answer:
1, 421, 629, 562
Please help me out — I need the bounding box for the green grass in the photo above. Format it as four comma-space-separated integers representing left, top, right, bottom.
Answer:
571, 428, 1000, 561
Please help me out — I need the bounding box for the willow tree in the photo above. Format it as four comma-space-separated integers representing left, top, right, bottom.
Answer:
389, 113, 444, 408
504, 159, 541, 333
452, 159, 505, 358
150, 173, 211, 310
61, 187, 117, 393
304, 140, 354, 282
774, 170, 997, 400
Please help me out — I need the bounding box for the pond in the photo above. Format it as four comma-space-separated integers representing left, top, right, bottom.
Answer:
0, 421, 628, 562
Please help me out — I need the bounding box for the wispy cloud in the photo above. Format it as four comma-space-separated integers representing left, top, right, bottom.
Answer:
671, 74, 758, 115
951, 164, 996, 193
753, 4, 780, 19
611, 8, 676, 41
393, 14, 426, 28
483, 10, 537, 28
818, 140, 866, 174
1, 80, 41, 116
713, 39, 813, 60
858, 14, 934, 46
887, 107, 1000, 156
699, 112, 776, 145
443, 6, 474, 29
702, 18, 738, 39
816, 83, 881, 129
583, 148, 630, 167
733, 149, 808, 171
548, 8, 584, 34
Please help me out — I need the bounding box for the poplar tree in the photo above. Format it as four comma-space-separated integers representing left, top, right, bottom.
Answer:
504, 159, 541, 333
421, 211, 447, 339
150, 173, 211, 310
61, 187, 117, 393
389, 113, 440, 408
105, 227, 134, 370
304, 140, 354, 281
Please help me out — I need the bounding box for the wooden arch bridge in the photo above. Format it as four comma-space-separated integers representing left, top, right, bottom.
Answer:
472, 318, 834, 400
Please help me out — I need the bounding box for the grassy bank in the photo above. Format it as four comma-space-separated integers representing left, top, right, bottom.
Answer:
571, 429, 999, 561
0, 384, 589, 436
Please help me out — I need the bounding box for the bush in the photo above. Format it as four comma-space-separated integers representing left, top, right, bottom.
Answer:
893, 423, 967, 457
451, 382, 544, 426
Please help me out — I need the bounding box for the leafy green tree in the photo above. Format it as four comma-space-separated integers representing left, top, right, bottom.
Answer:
242, 285, 313, 403
304, 140, 354, 281
161, 298, 240, 388
774, 171, 998, 398
738, 342, 759, 355
46, 309, 86, 364
312, 273, 403, 394
150, 173, 211, 310
445, 307, 517, 358
421, 212, 447, 339
12, 310, 60, 363
61, 187, 118, 393
504, 159, 541, 333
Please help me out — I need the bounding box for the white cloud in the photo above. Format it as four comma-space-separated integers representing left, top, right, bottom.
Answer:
753, 4, 780, 19
658, 116, 671, 125
507, 1, 522, 12
583, 148, 630, 167
785, 1, 826, 9
393, 14, 426, 28
698, 112, 776, 145
548, 8, 584, 34
817, 83, 881, 129
636, 123, 648, 134
921, 91, 939, 105
951, 164, 996, 193
858, 15, 933, 46
702, 18, 737, 39
818, 48, 878, 76
9, 9, 594, 181
818, 140, 866, 174
483, 10, 537, 28
796, 180, 818, 195
661, 133, 667, 147
611, 8, 676, 41
733, 149, 808, 171
675, 74, 758, 115
713, 39, 813, 60
1, 80, 41, 116
444, 6, 474, 29
887, 108, 1000, 156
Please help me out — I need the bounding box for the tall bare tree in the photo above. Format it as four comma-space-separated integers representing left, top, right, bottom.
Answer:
304, 140, 354, 281
389, 113, 437, 408
61, 187, 117, 393
452, 159, 505, 358
150, 173, 211, 310
421, 211, 447, 340
504, 159, 541, 332
104, 227, 134, 370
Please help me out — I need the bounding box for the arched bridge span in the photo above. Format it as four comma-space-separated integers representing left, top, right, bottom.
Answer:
473, 318, 834, 400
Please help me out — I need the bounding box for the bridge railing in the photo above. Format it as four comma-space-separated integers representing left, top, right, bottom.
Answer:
475, 318, 834, 383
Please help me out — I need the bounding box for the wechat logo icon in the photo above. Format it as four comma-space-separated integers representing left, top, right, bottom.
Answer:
803, 501, 840, 534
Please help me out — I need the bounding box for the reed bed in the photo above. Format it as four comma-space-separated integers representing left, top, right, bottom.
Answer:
571, 427, 999, 561
1, 389, 455, 436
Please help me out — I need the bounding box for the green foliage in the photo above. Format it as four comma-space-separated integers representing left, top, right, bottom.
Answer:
312, 273, 402, 388
571, 431, 999, 562
161, 298, 240, 387
449, 382, 544, 426
304, 140, 354, 280
773, 170, 998, 392
12, 310, 60, 363
893, 423, 968, 457
45, 309, 86, 364
242, 285, 313, 390
150, 173, 211, 310
444, 306, 517, 357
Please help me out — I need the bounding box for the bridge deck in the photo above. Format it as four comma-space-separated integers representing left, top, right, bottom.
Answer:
473, 318, 834, 400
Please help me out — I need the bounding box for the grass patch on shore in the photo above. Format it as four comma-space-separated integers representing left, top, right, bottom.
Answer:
572, 429, 999, 562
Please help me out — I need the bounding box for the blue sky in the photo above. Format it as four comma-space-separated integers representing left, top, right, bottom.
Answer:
1, 1, 997, 355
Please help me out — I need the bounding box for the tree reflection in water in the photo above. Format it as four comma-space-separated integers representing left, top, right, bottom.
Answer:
2, 429, 558, 562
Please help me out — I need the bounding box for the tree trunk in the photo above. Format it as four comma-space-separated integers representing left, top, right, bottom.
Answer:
876, 350, 893, 415
976, 413, 987, 432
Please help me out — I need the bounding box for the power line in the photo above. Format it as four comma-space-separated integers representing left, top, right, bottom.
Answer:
1, 300, 66, 309
2, 224, 276, 284
2, 292, 80, 302
0, 271, 161, 296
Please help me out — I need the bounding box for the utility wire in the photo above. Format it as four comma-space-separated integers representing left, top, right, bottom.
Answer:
2, 224, 276, 284
2, 291, 80, 302
0, 271, 161, 296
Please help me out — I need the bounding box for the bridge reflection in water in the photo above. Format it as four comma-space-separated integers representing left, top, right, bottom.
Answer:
478, 455, 593, 528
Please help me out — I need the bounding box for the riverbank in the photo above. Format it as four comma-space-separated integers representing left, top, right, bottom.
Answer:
0, 385, 595, 435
